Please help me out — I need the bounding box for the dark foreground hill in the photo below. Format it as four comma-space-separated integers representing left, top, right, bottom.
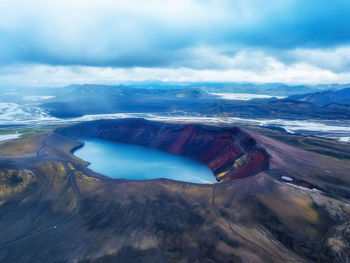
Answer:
0, 119, 349, 262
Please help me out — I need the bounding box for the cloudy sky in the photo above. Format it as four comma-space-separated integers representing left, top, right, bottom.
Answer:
1, 0, 350, 87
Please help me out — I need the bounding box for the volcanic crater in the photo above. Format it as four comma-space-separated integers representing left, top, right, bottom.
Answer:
57, 118, 270, 183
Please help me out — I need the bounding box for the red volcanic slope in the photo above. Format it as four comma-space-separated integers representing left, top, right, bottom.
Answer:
57, 119, 269, 181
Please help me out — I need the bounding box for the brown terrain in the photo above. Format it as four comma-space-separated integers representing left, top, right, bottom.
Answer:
0, 119, 349, 262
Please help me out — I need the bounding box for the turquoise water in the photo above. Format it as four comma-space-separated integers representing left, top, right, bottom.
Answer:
74, 139, 215, 184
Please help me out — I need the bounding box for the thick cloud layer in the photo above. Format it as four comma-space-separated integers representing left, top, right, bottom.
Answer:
0, 0, 350, 84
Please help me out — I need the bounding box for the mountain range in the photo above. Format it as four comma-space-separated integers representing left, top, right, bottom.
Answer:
288, 87, 350, 105
38, 84, 350, 120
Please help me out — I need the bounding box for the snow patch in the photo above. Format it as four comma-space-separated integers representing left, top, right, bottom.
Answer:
210, 93, 285, 100
0, 134, 20, 141
281, 176, 294, 182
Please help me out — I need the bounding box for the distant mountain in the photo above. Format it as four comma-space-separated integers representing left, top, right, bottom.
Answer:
40, 84, 216, 118
62, 84, 208, 99
26, 83, 350, 120
201, 99, 350, 120
4, 82, 350, 104
143, 82, 349, 96
288, 87, 350, 106
38, 84, 350, 120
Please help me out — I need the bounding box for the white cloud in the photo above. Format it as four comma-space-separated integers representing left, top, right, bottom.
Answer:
287, 47, 350, 73
175, 47, 276, 71
0, 0, 350, 86
0, 60, 349, 88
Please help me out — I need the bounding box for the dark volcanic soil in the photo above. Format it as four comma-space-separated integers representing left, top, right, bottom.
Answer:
0, 119, 349, 263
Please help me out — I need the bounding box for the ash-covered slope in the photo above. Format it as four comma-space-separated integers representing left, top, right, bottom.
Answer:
0, 119, 349, 262
57, 119, 269, 182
